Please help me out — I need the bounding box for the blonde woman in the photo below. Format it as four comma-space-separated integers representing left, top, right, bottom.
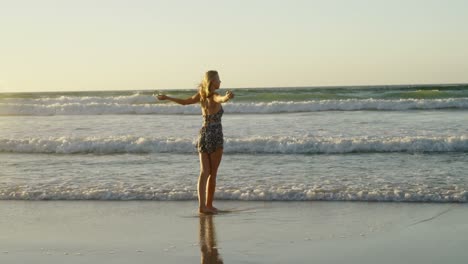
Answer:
156, 70, 234, 214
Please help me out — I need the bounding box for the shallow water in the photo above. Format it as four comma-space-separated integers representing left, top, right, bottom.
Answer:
1, 86, 467, 202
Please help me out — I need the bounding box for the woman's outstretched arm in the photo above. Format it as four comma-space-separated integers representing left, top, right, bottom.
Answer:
213, 90, 234, 103
156, 93, 200, 105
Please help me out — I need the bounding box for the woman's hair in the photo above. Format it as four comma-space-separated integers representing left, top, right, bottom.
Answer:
198, 70, 219, 105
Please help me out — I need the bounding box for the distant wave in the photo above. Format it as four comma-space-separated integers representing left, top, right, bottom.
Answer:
1, 93, 157, 105
1, 97, 468, 115
0, 185, 466, 202
1, 135, 467, 154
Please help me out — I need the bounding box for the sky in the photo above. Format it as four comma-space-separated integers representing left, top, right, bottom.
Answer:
1, 0, 468, 92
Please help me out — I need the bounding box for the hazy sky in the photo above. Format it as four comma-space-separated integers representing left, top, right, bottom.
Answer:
1, 0, 467, 92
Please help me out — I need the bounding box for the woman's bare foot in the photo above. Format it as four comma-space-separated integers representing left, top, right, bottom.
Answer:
207, 206, 219, 213
199, 207, 217, 215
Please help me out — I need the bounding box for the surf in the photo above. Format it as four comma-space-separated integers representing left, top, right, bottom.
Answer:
1, 135, 467, 154
2, 98, 468, 116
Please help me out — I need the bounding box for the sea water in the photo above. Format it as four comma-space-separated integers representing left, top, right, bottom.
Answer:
1, 85, 467, 202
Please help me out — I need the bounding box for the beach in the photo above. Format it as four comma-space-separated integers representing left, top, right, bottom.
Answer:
1, 201, 467, 263
2, 1, 468, 262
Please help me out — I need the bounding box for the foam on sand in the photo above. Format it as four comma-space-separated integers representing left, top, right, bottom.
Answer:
1, 180, 466, 202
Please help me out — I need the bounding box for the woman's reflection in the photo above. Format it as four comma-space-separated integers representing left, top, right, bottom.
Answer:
199, 215, 224, 264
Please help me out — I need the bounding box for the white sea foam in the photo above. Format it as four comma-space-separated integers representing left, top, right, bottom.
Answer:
1, 98, 468, 115
1, 135, 467, 154
0, 184, 466, 202
1, 93, 156, 105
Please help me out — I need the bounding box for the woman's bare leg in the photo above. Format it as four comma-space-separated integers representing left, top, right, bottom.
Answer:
198, 152, 215, 214
206, 148, 223, 210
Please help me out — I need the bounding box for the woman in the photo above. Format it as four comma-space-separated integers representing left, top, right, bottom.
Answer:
156, 70, 234, 214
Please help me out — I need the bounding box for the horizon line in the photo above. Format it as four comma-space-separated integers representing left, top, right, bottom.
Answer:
1, 82, 467, 94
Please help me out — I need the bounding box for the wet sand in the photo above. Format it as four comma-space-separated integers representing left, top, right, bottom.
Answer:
0, 201, 467, 263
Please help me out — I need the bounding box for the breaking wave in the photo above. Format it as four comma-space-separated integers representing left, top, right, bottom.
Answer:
1, 185, 466, 202
1, 97, 468, 115
1, 135, 467, 154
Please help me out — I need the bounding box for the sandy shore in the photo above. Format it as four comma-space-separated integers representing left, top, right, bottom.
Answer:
0, 201, 467, 263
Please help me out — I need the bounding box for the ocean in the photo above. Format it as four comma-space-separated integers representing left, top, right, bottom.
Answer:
1, 84, 467, 202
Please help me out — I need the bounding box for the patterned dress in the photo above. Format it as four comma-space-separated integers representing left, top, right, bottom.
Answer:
197, 106, 224, 153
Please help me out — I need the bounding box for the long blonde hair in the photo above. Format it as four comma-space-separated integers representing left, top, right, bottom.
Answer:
198, 70, 219, 107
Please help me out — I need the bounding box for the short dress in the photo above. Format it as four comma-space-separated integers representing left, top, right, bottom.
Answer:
197, 106, 224, 153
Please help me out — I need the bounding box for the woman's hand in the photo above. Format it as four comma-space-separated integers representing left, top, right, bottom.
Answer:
156, 94, 168, 100
226, 90, 234, 100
